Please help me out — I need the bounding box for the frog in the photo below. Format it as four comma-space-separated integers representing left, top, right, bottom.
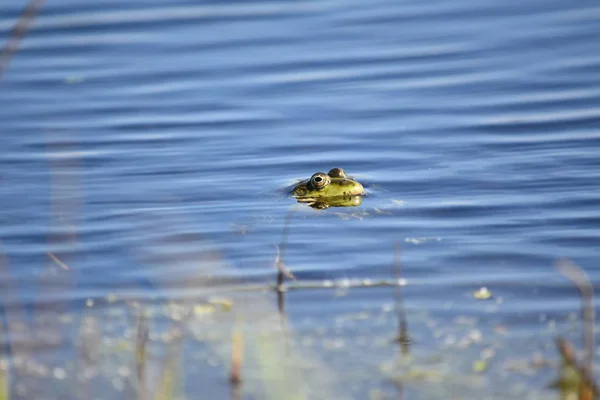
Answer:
291, 168, 365, 209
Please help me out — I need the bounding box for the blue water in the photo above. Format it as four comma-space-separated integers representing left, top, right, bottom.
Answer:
1, 0, 600, 398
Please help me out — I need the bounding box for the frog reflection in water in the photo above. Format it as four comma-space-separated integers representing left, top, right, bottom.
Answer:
291, 168, 365, 209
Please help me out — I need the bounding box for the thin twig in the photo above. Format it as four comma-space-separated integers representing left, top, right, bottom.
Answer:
135, 310, 149, 400
556, 259, 595, 378
274, 211, 296, 314
395, 380, 404, 400
393, 243, 410, 348
229, 328, 244, 385
48, 252, 69, 270
154, 325, 183, 400
274, 245, 295, 282
0, 245, 13, 360
556, 337, 599, 397
0, 0, 46, 80
274, 211, 296, 280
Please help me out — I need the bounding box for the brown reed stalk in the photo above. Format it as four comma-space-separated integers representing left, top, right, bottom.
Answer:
0, 0, 46, 79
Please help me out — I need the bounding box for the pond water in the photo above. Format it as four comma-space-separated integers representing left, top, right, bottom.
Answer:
1, 0, 600, 399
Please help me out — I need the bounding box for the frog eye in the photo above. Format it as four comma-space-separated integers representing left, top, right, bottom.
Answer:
328, 167, 346, 178
310, 172, 330, 189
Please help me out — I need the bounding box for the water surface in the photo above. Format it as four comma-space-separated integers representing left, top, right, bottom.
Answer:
1, 0, 599, 398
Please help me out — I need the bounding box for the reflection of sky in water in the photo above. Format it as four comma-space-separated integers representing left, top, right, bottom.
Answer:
0, 0, 599, 398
